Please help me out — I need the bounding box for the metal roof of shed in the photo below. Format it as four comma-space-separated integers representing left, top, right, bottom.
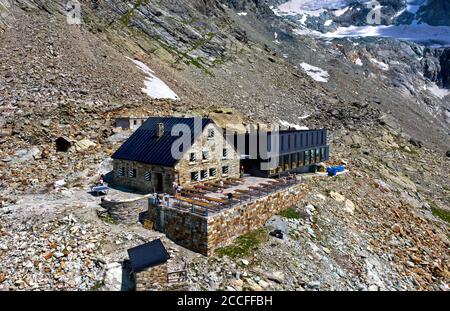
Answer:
127, 239, 169, 273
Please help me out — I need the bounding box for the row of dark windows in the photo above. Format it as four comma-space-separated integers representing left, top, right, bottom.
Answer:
189, 149, 229, 162
266, 147, 327, 174
117, 167, 151, 181
190, 166, 228, 182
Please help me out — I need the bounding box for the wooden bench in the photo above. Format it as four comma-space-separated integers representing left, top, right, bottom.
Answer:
260, 183, 275, 188
185, 188, 208, 195
194, 185, 218, 192
177, 196, 213, 208
267, 180, 282, 185
248, 186, 264, 191
234, 189, 250, 194
229, 177, 244, 183
208, 182, 228, 189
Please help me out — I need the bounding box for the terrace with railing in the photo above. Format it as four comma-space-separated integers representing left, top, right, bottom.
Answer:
158, 175, 301, 217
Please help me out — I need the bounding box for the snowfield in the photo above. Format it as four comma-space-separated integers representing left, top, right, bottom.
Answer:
322, 24, 450, 47
299, 62, 330, 83
277, 0, 450, 47
127, 57, 180, 100
277, 0, 357, 14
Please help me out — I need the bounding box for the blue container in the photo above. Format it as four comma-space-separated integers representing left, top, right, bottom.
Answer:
327, 166, 345, 176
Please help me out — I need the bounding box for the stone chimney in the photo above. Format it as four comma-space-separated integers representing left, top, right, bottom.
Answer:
156, 123, 164, 138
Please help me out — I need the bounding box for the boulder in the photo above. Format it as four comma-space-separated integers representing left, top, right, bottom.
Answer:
329, 191, 345, 202
244, 278, 263, 291
71, 139, 96, 152
265, 271, 285, 284
258, 279, 270, 289
54, 179, 66, 189
344, 199, 356, 215
11, 146, 42, 163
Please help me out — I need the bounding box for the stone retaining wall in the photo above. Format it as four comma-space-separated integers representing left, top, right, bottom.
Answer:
148, 204, 209, 254
148, 184, 307, 256
135, 264, 168, 291
101, 194, 152, 224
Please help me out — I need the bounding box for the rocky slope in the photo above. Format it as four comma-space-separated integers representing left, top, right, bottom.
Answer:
0, 0, 448, 291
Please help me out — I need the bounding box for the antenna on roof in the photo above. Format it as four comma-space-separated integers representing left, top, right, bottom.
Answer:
156, 123, 164, 138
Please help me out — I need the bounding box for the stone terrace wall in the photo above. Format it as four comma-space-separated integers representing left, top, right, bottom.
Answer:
101, 194, 152, 224
148, 205, 208, 254
148, 184, 307, 256
206, 184, 307, 255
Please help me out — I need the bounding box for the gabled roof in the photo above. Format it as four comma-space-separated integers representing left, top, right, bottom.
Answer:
112, 117, 213, 167
127, 239, 170, 273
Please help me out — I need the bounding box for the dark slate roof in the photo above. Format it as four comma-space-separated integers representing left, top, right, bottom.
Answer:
112, 117, 213, 166
127, 239, 170, 273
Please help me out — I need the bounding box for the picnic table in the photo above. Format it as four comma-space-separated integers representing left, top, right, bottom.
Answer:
223, 180, 240, 186
184, 193, 228, 205
183, 188, 208, 194
194, 184, 218, 192
91, 185, 109, 196
208, 182, 228, 189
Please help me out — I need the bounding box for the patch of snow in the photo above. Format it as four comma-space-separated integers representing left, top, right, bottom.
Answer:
355, 58, 363, 66
299, 62, 329, 82
299, 14, 308, 25
425, 82, 450, 99
127, 57, 180, 100
324, 19, 333, 27
298, 114, 311, 120
370, 58, 389, 71
237, 12, 248, 16
279, 120, 309, 130
393, 8, 406, 18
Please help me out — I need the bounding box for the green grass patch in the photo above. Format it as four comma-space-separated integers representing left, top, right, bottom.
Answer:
280, 207, 300, 220
430, 202, 450, 223
215, 228, 268, 259
90, 281, 103, 291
